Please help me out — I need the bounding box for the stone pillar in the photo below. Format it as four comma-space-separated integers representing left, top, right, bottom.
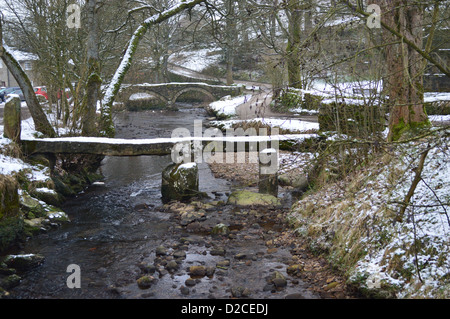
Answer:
3, 96, 21, 143
259, 148, 279, 197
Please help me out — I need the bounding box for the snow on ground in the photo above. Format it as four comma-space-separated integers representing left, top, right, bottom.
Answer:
211, 117, 320, 133
424, 92, 450, 103
0, 153, 50, 182
208, 95, 252, 117
0, 101, 28, 109
0, 114, 58, 183
207, 91, 320, 133
305, 80, 450, 105
290, 107, 319, 115
308, 80, 383, 98
169, 48, 222, 73
289, 129, 450, 298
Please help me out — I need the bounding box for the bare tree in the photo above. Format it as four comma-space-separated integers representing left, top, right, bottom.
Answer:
82, 0, 102, 136
100, 0, 206, 136
0, 14, 56, 137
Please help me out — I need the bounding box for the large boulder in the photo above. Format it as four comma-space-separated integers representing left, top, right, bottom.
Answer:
30, 187, 64, 207
2, 253, 45, 271
278, 173, 310, 192
226, 190, 281, 207
0, 175, 22, 252
0, 175, 20, 220
161, 162, 199, 203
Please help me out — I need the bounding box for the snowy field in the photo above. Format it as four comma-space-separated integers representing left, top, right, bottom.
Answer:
169, 48, 222, 73
208, 94, 252, 117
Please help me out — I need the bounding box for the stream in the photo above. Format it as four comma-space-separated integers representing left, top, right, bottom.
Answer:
8, 103, 319, 299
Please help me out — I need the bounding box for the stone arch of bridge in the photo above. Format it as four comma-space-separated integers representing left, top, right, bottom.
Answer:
136, 89, 170, 105
171, 87, 217, 105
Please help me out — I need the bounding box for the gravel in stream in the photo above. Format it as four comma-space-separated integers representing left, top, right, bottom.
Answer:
116, 196, 360, 299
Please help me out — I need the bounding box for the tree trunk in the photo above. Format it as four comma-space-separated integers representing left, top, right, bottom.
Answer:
82, 0, 101, 136
286, 0, 303, 89
226, 48, 234, 86
374, 1, 429, 141
225, 0, 236, 86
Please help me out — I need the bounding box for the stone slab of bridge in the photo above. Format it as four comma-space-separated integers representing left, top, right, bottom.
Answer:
121, 82, 243, 107
21, 135, 316, 157
20, 134, 317, 198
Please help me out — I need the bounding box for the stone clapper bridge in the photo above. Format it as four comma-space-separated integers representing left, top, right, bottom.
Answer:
5, 82, 317, 196
21, 133, 315, 200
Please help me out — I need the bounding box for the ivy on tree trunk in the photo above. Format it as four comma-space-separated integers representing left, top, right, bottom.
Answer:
378, 0, 430, 141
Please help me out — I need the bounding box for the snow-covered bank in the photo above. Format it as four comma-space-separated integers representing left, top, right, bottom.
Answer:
206, 92, 320, 133
0, 113, 73, 254
0, 116, 53, 182
208, 94, 252, 118
288, 128, 450, 298
0, 153, 50, 183
210, 117, 319, 133
424, 92, 450, 103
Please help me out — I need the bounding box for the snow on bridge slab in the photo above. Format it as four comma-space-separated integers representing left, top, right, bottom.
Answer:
21, 134, 317, 157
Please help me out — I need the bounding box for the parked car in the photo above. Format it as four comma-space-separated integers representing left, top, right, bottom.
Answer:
0, 87, 5, 102
6, 88, 25, 101
34, 86, 48, 99
0, 87, 20, 102
57, 88, 70, 100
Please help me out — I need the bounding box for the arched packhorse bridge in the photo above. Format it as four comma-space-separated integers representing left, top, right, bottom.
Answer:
121, 82, 243, 107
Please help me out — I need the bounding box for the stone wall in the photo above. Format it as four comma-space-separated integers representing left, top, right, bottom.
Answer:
424, 75, 450, 93
318, 102, 386, 136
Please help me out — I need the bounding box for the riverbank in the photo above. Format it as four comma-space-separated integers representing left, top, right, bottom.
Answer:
204, 89, 450, 299
0, 112, 104, 297
194, 168, 362, 299
199, 94, 362, 299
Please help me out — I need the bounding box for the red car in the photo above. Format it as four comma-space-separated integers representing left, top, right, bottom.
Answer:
34, 86, 48, 99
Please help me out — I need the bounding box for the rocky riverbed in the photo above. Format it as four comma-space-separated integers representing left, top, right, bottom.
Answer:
113, 190, 360, 299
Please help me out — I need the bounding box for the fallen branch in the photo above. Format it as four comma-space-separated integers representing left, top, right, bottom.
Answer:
396, 148, 429, 222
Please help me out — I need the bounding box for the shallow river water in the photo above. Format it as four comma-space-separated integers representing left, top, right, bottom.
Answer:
8, 104, 319, 299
